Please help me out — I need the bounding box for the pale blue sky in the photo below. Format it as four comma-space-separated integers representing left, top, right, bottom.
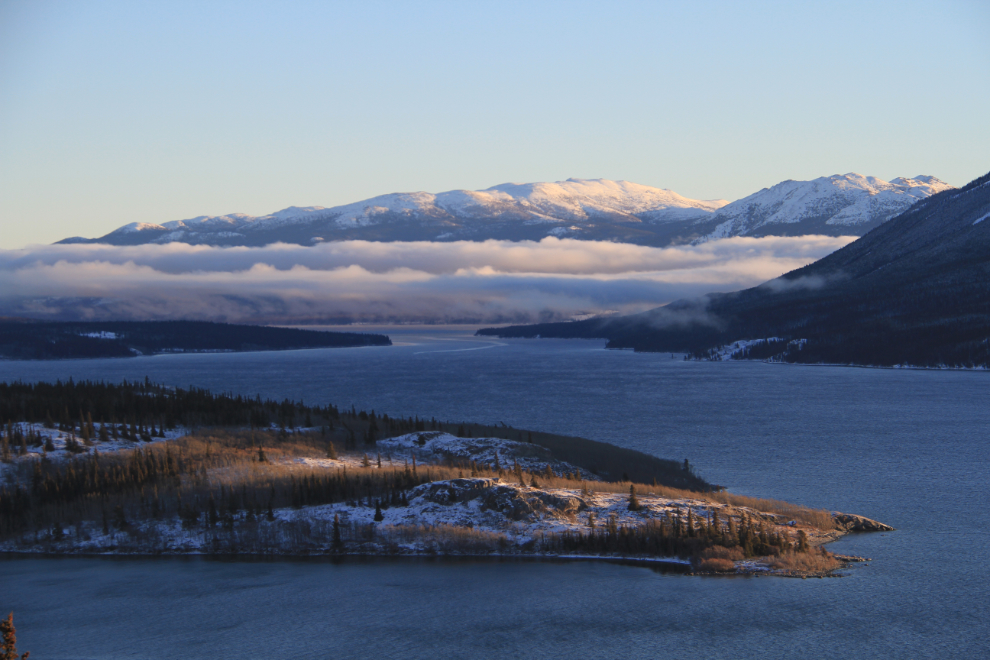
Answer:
1, 0, 988, 247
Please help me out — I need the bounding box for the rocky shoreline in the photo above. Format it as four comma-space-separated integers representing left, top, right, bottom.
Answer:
0, 475, 893, 578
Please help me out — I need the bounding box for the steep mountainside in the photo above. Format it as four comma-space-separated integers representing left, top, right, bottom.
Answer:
479, 171, 990, 368
58, 174, 950, 248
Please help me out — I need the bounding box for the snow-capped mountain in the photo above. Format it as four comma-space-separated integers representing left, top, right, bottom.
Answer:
58, 174, 952, 248
697, 174, 953, 242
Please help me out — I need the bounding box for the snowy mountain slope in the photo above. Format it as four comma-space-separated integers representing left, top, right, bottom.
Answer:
55, 178, 729, 247
698, 173, 952, 242
482, 169, 990, 368
58, 174, 951, 248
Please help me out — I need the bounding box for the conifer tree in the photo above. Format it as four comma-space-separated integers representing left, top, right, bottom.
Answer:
1, 612, 29, 660
208, 494, 219, 526
374, 501, 384, 522
628, 484, 640, 511
332, 513, 343, 551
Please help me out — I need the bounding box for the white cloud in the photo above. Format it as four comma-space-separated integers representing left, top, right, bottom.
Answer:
0, 236, 855, 324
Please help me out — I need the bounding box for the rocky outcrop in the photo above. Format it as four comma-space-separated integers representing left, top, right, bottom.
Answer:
414, 478, 500, 504
412, 478, 587, 522
832, 513, 894, 532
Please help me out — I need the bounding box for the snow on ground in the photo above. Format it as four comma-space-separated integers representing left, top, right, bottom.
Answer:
700, 173, 952, 241
376, 432, 597, 479
0, 422, 187, 485
699, 337, 804, 361
79, 331, 118, 339
0, 477, 797, 562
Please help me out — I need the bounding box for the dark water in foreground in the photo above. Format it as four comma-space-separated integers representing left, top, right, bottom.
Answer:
1, 326, 988, 659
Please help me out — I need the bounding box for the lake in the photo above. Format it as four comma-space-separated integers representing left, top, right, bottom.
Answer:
2, 326, 988, 658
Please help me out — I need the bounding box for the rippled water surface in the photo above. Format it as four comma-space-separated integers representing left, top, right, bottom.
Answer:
2, 326, 988, 659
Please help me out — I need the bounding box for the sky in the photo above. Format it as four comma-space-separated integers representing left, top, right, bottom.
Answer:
1, 0, 988, 249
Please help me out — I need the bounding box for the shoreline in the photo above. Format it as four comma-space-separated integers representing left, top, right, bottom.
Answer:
0, 470, 891, 578
0, 538, 874, 578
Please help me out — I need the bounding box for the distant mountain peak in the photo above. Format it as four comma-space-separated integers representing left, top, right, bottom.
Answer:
57, 173, 951, 248
698, 173, 952, 242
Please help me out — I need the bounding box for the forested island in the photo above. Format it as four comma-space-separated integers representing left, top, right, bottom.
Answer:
0, 320, 390, 360
0, 380, 891, 576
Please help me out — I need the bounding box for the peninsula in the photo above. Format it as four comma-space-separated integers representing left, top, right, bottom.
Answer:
0, 320, 390, 360
0, 380, 891, 576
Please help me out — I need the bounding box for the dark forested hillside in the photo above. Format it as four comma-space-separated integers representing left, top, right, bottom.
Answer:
479, 170, 990, 368
0, 320, 390, 360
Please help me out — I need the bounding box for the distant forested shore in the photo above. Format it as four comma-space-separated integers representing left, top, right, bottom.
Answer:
0, 320, 390, 360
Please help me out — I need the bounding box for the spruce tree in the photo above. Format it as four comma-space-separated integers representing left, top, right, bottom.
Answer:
628, 485, 640, 511
208, 495, 219, 526
332, 514, 343, 551
1, 612, 29, 660
374, 501, 384, 522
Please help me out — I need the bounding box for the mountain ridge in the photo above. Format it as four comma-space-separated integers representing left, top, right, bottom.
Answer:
58, 174, 951, 248
477, 170, 990, 368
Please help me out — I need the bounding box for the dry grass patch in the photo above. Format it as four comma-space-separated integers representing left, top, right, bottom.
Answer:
767, 551, 843, 573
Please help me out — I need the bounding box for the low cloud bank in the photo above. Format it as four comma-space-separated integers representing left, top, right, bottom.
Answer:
0, 236, 855, 324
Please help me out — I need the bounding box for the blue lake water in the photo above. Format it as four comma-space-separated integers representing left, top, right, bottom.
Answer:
1, 326, 988, 659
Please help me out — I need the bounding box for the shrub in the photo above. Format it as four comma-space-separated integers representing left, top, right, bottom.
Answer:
699, 545, 745, 561
768, 550, 842, 573
698, 558, 736, 573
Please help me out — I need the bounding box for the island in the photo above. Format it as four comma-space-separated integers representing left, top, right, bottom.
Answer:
0, 319, 390, 360
0, 380, 892, 577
